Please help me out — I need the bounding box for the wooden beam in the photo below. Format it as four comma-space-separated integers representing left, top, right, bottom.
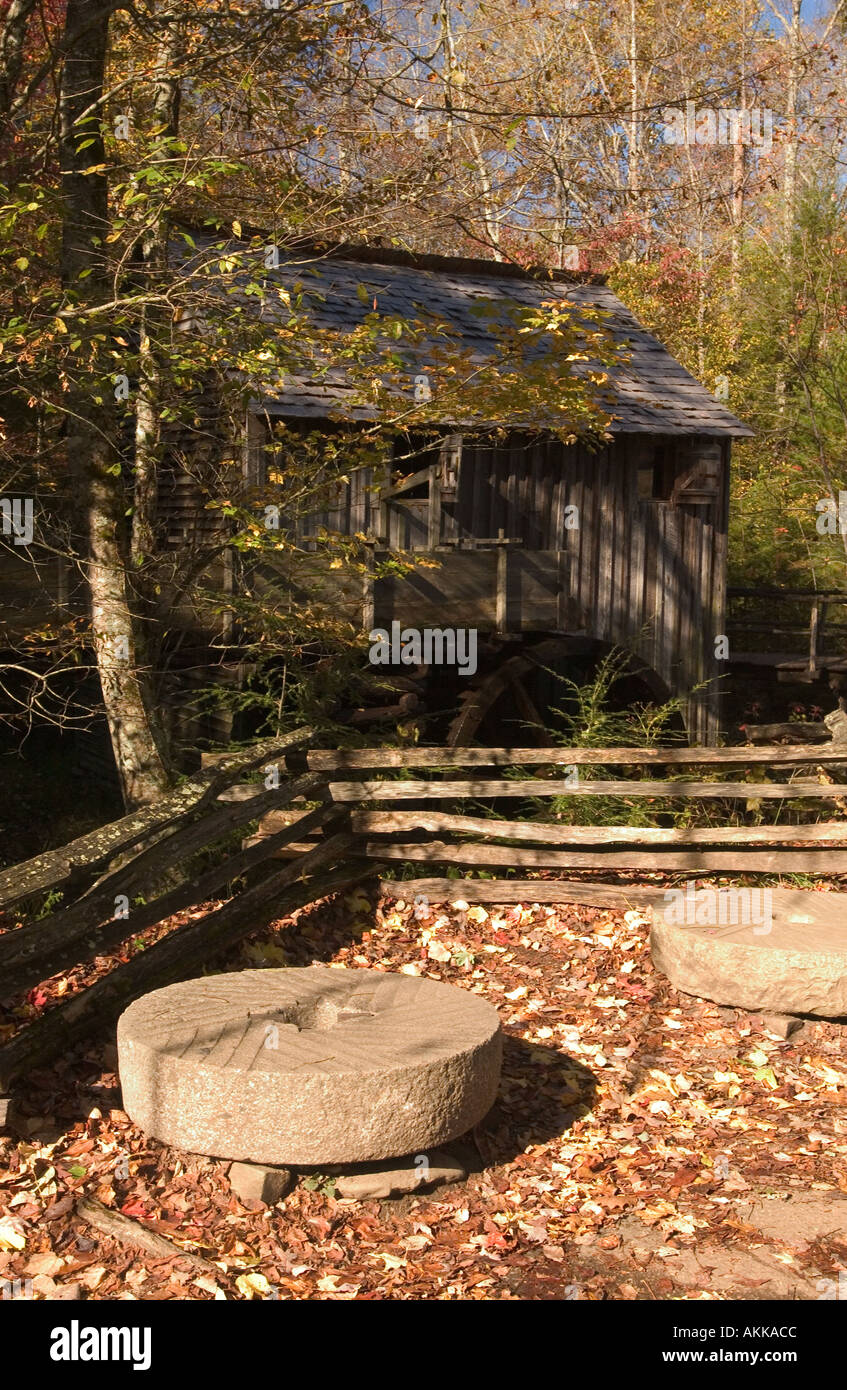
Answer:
299, 743, 847, 771
428, 465, 441, 549
331, 777, 847, 801
362, 544, 375, 632
364, 840, 847, 872
496, 543, 508, 632
505, 677, 545, 731
379, 466, 432, 500
557, 549, 569, 631
439, 433, 462, 491
378, 877, 662, 908
352, 810, 847, 844
728, 587, 847, 600
216, 783, 265, 801
809, 598, 825, 678
733, 651, 847, 673
741, 722, 830, 744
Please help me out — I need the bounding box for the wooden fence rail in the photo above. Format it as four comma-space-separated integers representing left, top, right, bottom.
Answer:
205, 742, 847, 770
330, 776, 847, 801
351, 810, 847, 844
2, 735, 847, 1089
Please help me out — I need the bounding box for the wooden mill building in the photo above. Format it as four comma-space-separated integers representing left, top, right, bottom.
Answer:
1, 240, 753, 765
208, 241, 752, 746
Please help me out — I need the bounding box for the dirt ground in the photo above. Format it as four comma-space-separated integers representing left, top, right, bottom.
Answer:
2, 886, 847, 1301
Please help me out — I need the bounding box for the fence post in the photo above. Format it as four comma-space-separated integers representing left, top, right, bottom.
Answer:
809, 598, 825, 678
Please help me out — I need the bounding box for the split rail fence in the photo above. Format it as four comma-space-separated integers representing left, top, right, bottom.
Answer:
2, 729, 847, 1091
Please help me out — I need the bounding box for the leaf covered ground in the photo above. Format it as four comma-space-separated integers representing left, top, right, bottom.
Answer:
3, 887, 847, 1301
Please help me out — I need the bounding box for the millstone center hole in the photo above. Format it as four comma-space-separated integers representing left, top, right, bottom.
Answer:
272, 995, 375, 1033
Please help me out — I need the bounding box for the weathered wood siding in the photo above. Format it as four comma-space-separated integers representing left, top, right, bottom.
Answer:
372, 550, 569, 632
273, 429, 727, 743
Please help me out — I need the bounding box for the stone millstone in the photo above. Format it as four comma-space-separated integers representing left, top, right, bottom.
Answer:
651, 887, 847, 1017
117, 967, 502, 1166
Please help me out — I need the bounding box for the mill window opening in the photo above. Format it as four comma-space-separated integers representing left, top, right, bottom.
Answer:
637, 443, 677, 501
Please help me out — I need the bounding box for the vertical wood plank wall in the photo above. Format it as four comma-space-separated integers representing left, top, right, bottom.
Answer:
261, 428, 728, 744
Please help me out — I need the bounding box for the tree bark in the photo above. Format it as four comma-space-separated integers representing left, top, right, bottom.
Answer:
627, 0, 639, 249
730, 6, 747, 304
775, 0, 803, 413
782, 0, 802, 252
60, 0, 170, 810
0, 0, 38, 116
131, 28, 181, 569
128, 27, 182, 757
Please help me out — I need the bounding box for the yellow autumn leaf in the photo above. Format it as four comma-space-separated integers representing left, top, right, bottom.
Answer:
0, 1221, 26, 1251
244, 941, 288, 966
754, 1067, 778, 1090
235, 1271, 271, 1299
648, 1069, 679, 1093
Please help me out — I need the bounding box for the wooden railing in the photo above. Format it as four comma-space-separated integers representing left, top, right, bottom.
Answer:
727, 586, 847, 678
2, 735, 847, 1089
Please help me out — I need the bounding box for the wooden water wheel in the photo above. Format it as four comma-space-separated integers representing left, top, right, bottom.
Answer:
446, 636, 598, 746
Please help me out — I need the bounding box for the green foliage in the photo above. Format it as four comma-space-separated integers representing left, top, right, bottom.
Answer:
493, 649, 845, 834
302, 1174, 337, 1197
35, 887, 65, 920
727, 187, 847, 589
520, 647, 689, 828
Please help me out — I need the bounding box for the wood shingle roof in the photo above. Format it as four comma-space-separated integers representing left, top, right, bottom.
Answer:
184, 238, 753, 437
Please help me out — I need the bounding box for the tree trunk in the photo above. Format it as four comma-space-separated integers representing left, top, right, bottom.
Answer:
782, 0, 802, 252
60, 0, 170, 810
627, 0, 639, 249
0, 0, 37, 116
730, 10, 747, 305
776, 0, 803, 414
131, 29, 181, 569
129, 27, 182, 758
